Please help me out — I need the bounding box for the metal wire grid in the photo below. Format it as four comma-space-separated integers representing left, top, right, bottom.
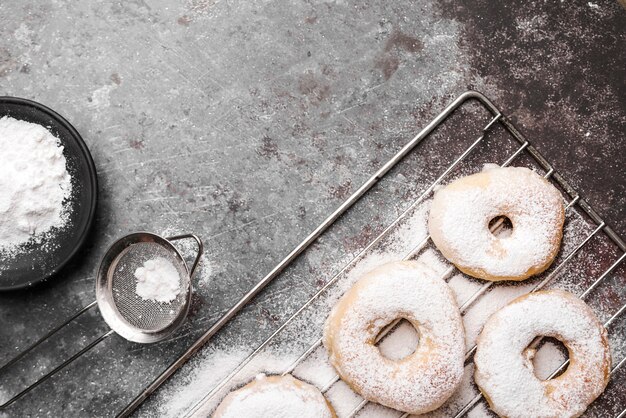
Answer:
183, 91, 626, 418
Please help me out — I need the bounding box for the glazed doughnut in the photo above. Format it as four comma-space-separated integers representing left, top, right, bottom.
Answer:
475, 290, 611, 418
428, 165, 565, 281
213, 374, 336, 418
323, 261, 465, 414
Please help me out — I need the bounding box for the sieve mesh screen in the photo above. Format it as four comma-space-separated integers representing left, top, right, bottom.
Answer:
109, 242, 189, 332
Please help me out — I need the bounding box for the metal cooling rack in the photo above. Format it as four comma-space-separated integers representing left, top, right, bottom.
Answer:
178, 91, 626, 418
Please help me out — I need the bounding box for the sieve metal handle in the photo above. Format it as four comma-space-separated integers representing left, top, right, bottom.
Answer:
0, 329, 114, 411
0, 300, 97, 376
166, 234, 204, 279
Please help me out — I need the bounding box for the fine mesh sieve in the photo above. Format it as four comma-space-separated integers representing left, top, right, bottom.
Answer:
0, 232, 203, 410
96, 233, 196, 343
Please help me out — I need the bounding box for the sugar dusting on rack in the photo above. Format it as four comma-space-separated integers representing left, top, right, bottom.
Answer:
151, 193, 624, 418
143, 93, 625, 418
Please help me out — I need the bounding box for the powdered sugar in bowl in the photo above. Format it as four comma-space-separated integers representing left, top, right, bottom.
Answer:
0, 97, 97, 290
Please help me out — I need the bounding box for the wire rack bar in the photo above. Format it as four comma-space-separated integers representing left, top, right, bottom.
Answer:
0, 301, 97, 375
463, 250, 625, 363
612, 352, 626, 374
0, 330, 115, 410
182, 92, 625, 418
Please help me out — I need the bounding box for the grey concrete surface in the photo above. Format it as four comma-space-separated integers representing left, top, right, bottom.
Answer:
0, 0, 624, 416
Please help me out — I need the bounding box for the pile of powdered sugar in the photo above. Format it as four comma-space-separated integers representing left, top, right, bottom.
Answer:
135, 257, 181, 303
0, 116, 72, 255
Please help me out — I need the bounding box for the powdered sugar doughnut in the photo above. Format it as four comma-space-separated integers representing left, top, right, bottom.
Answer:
213, 374, 336, 418
428, 165, 565, 281
475, 290, 611, 418
323, 261, 465, 414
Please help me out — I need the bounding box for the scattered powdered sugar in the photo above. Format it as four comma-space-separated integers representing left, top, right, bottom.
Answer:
461, 283, 533, 348
154, 164, 623, 418
293, 345, 339, 388
474, 290, 611, 418
212, 374, 334, 418
428, 166, 564, 279
467, 402, 491, 418
359, 403, 403, 418
317, 202, 433, 304
0, 116, 72, 255
325, 380, 362, 416
157, 347, 262, 418
135, 257, 181, 303
447, 273, 483, 306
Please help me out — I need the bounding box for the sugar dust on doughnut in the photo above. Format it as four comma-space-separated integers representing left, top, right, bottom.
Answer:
428, 166, 565, 281
323, 260, 465, 415
212, 374, 336, 418
475, 290, 611, 418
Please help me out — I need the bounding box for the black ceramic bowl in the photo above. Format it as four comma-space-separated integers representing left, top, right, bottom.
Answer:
0, 97, 98, 290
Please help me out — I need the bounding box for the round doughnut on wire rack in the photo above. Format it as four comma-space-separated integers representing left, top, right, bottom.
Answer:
132, 92, 626, 417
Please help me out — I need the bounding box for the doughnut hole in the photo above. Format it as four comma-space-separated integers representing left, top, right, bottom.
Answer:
525, 337, 570, 380
488, 215, 513, 237
375, 319, 420, 361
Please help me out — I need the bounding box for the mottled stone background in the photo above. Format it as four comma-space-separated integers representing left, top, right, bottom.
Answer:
0, 0, 624, 417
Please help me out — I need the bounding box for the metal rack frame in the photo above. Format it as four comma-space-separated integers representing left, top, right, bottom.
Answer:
181, 91, 626, 417
171, 91, 625, 418
178, 91, 626, 418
